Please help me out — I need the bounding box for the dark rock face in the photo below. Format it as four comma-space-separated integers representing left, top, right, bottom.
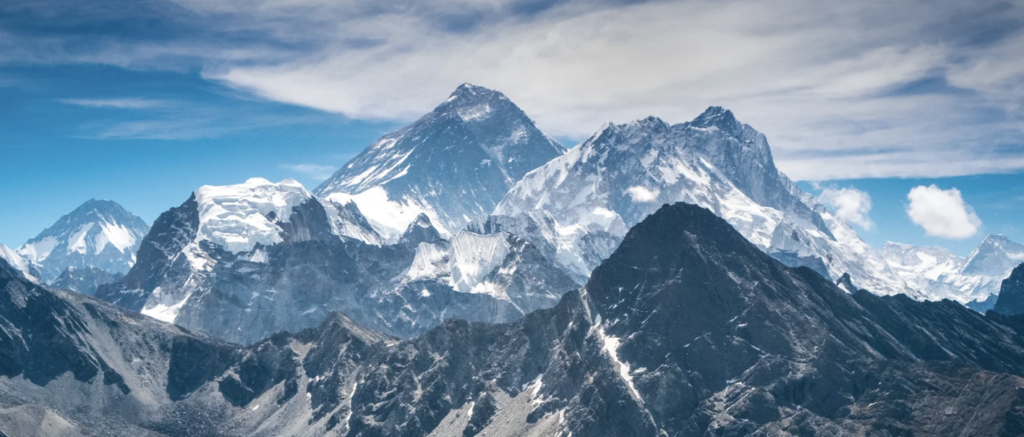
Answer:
0, 259, 114, 387
51, 266, 123, 296
399, 214, 444, 246
993, 263, 1024, 316
96, 195, 200, 310
9, 203, 1024, 436
836, 272, 858, 292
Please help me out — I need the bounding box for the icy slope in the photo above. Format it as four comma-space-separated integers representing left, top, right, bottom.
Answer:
0, 243, 36, 281
316, 83, 565, 242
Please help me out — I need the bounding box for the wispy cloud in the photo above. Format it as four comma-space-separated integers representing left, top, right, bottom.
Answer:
5, 0, 1024, 180
59, 98, 171, 109
280, 163, 338, 180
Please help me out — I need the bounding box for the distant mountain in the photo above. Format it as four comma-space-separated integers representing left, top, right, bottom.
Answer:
97, 178, 578, 344
16, 199, 149, 283
316, 83, 565, 242
9, 203, 1024, 436
51, 266, 123, 296
493, 108, 912, 296
883, 235, 1024, 309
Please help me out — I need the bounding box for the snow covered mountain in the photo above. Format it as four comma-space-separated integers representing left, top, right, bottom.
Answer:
0, 243, 36, 281
315, 83, 565, 242
16, 199, 149, 283
96, 178, 578, 343
883, 234, 1024, 309
493, 108, 912, 296
10, 203, 1024, 436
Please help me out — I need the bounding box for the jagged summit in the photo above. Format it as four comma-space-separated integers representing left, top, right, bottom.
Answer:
494, 105, 895, 292
445, 82, 506, 102
316, 84, 565, 241
687, 105, 744, 133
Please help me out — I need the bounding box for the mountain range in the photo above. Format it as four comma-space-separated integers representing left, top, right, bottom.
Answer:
3, 83, 1024, 436
490, 108, 916, 298
5, 203, 1024, 436
94, 177, 578, 343
4, 83, 1021, 343
883, 235, 1024, 310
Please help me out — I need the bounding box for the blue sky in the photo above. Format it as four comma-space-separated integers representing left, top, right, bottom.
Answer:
1, 0, 1023, 256
0, 64, 401, 247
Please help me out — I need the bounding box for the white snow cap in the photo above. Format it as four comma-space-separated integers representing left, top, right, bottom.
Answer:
0, 243, 35, 280
194, 178, 313, 253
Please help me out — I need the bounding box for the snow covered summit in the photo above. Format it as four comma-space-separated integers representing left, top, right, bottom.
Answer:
493, 107, 910, 296
193, 177, 315, 253
17, 199, 149, 282
316, 83, 565, 242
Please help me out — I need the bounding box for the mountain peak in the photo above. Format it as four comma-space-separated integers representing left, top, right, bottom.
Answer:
434, 83, 515, 123
981, 234, 1014, 245
17, 198, 150, 282
68, 198, 135, 218
629, 115, 669, 131
316, 83, 564, 241
449, 82, 503, 100
688, 105, 743, 134
193, 178, 316, 253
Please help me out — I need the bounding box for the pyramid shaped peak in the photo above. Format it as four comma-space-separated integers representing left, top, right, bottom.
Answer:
75, 198, 127, 212
981, 234, 1014, 245
688, 105, 743, 133
447, 83, 508, 102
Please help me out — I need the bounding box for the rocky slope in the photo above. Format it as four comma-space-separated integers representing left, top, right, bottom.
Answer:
8, 203, 1024, 436
492, 108, 912, 296
993, 263, 1024, 316
316, 83, 565, 241
51, 266, 123, 296
96, 178, 578, 343
16, 199, 149, 283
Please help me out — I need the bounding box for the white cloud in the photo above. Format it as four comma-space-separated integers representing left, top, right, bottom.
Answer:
818, 187, 874, 230
625, 186, 659, 203
8, 0, 1024, 180
281, 163, 338, 180
906, 185, 982, 239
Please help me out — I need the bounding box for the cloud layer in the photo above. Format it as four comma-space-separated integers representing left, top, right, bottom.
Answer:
4, 0, 1024, 180
906, 185, 983, 239
818, 187, 875, 230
